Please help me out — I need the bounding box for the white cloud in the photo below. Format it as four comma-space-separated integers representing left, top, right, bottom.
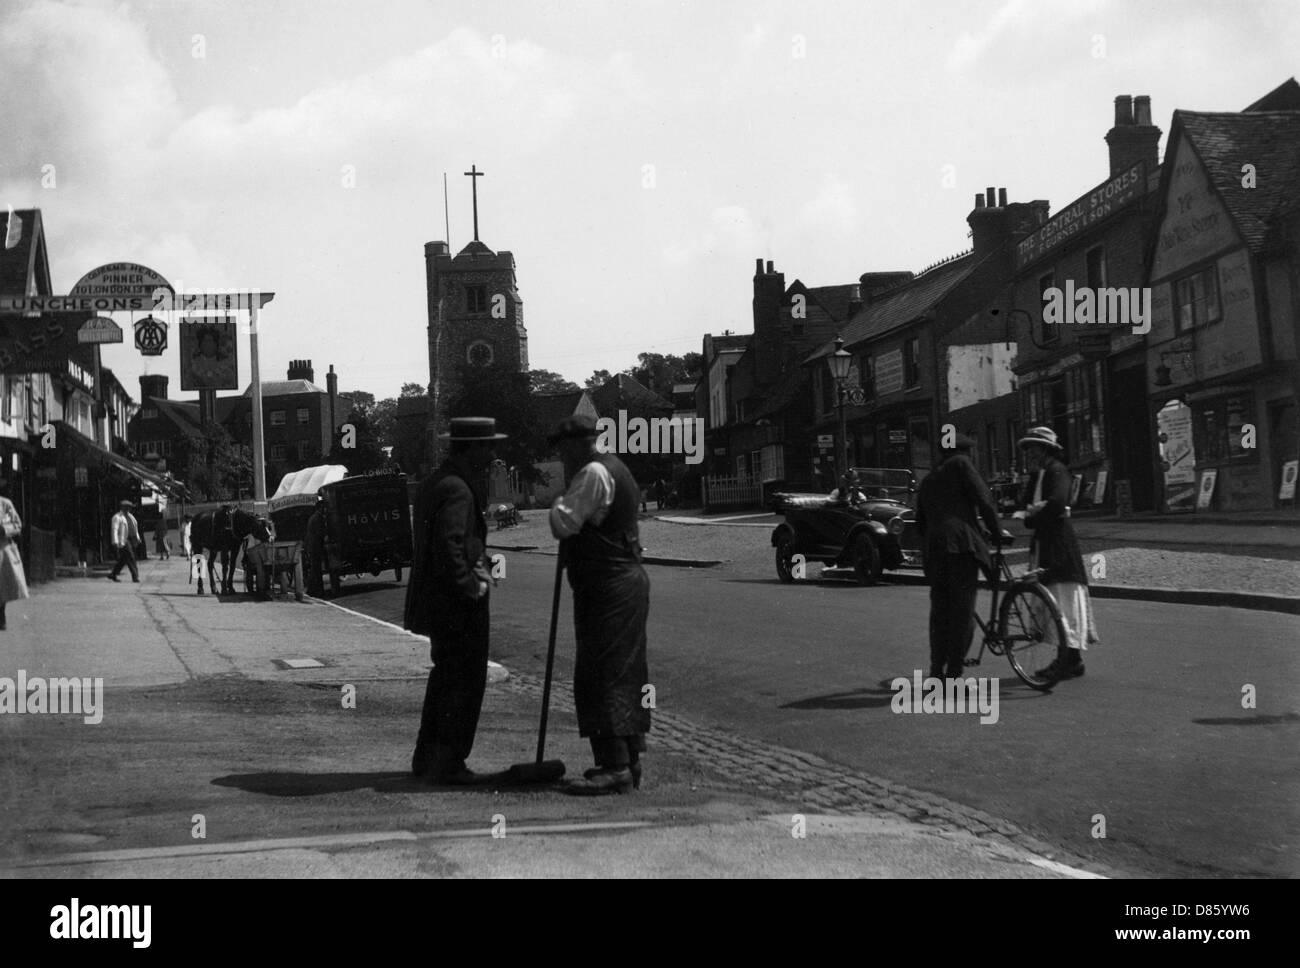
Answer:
799, 175, 857, 237
662, 205, 770, 265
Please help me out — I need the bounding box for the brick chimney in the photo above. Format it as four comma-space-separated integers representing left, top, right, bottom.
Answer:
967, 186, 1008, 256
752, 257, 786, 385
1105, 94, 1161, 176
287, 359, 315, 382
326, 364, 339, 432
139, 374, 168, 401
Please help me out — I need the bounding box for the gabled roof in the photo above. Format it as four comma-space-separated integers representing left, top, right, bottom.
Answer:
823, 252, 983, 356
533, 389, 592, 429
589, 373, 674, 418
802, 283, 860, 321
1174, 108, 1300, 253
0, 208, 51, 295
147, 399, 204, 435
1244, 78, 1300, 112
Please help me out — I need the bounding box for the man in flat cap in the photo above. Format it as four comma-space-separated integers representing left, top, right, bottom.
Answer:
548, 415, 651, 795
915, 431, 1005, 680
404, 416, 504, 784
107, 500, 141, 583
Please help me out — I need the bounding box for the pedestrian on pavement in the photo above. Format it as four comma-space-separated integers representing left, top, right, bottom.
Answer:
181, 515, 192, 557
304, 497, 328, 597
154, 518, 170, 559
915, 432, 1005, 680
548, 414, 651, 795
0, 477, 30, 630
403, 416, 505, 785
653, 478, 666, 510
108, 500, 141, 583
1017, 426, 1098, 680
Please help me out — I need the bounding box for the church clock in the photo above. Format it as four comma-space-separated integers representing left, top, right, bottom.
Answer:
467, 340, 494, 366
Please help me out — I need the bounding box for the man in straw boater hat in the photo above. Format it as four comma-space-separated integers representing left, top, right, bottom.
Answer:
915, 430, 1006, 680
1017, 425, 1098, 679
547, 414, 651, 795
403, 416, 506, 784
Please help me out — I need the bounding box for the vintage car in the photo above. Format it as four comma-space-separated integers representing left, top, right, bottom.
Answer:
769, 468, 922, 585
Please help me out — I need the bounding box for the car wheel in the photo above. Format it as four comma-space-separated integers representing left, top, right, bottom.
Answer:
851, 532, 883, 586
775, 532, 798, 583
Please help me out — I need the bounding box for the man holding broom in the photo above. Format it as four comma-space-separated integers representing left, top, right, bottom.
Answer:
548, 415, 652, 795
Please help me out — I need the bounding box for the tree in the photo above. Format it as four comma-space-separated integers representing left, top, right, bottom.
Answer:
180, 423, 252, 501
448, 362, 550, 484
399, 382, 426, 398
368, 397, 398, 450
531, 369, 579, 393
584, 369, 613, 390
623, 352, 701, 399
327, 406, 387, 474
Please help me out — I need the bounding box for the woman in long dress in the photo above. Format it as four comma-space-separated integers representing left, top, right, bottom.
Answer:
0, 478, 31, 631
1017, 426, 1099, 679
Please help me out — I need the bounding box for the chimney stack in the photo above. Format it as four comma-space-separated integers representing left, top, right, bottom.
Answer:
287, 359, 315, 383
766, 260, 775, 274
139, 374, 168, 401
327, 365, 339, 433
968, 186, 1010, 255
1106, 94, 1161, 176
847, 284, 862, 317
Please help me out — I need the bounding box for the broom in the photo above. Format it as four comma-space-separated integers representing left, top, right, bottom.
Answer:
505, 548, 567, 783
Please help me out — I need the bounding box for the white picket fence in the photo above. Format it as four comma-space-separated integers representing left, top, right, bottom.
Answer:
702, 474, 763, 510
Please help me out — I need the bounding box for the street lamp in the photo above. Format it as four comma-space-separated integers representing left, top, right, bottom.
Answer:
827, 335, 867, 483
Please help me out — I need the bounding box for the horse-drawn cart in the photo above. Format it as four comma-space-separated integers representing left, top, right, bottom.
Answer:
243, 539, 306, 601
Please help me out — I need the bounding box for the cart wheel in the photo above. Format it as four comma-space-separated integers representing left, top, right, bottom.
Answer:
774, 532, 798, 584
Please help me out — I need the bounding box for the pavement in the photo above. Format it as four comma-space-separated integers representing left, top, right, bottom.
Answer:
0, 558, 1109, 879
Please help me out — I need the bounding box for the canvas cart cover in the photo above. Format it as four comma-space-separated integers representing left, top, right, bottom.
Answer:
268, 464, 349, 513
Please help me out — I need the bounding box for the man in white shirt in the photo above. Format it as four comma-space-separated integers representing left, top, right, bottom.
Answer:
108, 500, 141, 583
548, 415, 651, 796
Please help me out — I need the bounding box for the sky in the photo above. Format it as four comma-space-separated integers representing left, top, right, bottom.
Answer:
2, 0, 1298, 405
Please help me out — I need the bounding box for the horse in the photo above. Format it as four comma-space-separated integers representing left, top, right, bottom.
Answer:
189, 507, 271, 596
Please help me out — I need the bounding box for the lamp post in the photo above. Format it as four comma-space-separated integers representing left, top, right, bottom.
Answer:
827, 336, 866, 483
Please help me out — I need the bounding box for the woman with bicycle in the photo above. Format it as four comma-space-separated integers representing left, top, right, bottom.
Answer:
1017, 426, 1099, 680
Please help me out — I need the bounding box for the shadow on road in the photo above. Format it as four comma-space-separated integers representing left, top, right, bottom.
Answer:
211, 770, 537, 796
781, 676, 1055, 710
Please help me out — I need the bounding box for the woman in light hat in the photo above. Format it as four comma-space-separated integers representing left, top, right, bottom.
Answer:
1017, 426, 1099, 679
0, 476, 30, 630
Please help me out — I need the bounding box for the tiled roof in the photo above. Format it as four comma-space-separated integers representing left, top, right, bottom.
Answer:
804, 284, 860, 321
589, 373, 674, 418
150, 399, 204, 435
1177, 108, 1300, 253
825, 252, 983, 355
533, 389, 590, 429
241, 379, 327, 397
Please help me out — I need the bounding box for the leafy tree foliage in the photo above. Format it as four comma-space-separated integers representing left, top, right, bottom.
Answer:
530, 369, 579, 393
327, 406, 388, 475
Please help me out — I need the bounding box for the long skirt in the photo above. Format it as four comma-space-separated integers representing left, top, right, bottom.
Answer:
1040, 581, 1100, 651
568, 558, 651, 740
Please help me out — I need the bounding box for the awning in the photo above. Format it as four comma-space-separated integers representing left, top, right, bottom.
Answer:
52, 420, 194, 500
268, 463, 349, 512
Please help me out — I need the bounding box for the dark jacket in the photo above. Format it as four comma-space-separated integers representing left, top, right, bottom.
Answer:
403, 458, 489, 637
1020, 457, 1088, 585
915, 452, 1002, 575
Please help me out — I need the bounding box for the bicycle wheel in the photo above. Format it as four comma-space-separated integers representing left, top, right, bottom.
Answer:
998, 582, 1067, 690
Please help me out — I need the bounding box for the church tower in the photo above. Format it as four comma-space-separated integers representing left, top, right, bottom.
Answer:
423, 166, 528, 460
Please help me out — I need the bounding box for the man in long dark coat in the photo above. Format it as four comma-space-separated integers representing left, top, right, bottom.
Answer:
403, 417, 504, 784
548, 415, 651, 795
915, 433, 1005, 679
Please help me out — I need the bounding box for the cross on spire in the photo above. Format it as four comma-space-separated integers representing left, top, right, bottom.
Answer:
464, 164, 485, 241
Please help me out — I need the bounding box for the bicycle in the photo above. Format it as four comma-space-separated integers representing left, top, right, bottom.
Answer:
963, 531, 1069, 690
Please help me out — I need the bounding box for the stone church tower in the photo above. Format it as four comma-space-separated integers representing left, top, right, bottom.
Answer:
423, 237, 528, 458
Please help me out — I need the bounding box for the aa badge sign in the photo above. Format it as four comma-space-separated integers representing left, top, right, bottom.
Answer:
179, 318, 238, 391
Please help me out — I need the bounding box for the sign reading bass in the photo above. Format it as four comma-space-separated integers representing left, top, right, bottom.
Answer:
1015, 163, 1145, 269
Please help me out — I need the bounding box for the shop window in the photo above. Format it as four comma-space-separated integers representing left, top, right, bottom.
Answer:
1174, 266, 1222, 333
1038, 270, 1058, 344
1064, 363, 1105, 461
1194, 393, 1257, 464
904, 337, 920, 388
